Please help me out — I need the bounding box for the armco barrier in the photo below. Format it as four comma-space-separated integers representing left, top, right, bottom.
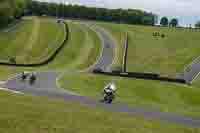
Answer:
93, 71, 186, 84
0, 22, 69, 67
158, 77, 186, 84
126, 72, 159, 79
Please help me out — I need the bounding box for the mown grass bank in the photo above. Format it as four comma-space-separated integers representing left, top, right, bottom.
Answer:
59, 72, 200, 117
0, 20, 101, 80
97, 22, 200, 76
0, 16, 65, 64
0, 90, 199, 132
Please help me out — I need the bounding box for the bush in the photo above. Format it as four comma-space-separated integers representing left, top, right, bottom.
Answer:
0, 4, 13, 28
153, 32, 166, 39
9, 57, 16, 64
161, 34, 165, 38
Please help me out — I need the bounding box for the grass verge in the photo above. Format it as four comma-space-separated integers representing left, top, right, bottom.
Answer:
96, 22, 126, 68
0, 21, 101, 80
59, 72, 200, 117
0, 16, 65, 64
97, 22, 200, 76
0, 90, 199, 132
41, 21, 101, 70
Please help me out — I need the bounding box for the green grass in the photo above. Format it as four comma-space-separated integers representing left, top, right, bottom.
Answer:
0, 18, 34, 60
192, 75, 200, 88
59, 73, 200, 117
0, 16, 65, 64
97, 22, 200, 76
127, 25, 200, 76
25, 17, 65, 63
1, 19, 200, 131
96, 22, 126, 68
41, 21, 101, 70
0, 20, 101, 80
0, 90, 199, 132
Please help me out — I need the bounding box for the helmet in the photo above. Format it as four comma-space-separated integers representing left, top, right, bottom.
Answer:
104, 82, 117, 92
104, 89, 113, 93
109, 83, 117, 91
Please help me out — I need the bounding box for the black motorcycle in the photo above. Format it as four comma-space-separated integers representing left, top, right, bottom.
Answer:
21, 72, 27, 81
100, 92, 115, 104
29, 74, 36, 85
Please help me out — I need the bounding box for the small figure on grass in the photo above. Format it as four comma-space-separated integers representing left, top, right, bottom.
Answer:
153, 32, 166, 39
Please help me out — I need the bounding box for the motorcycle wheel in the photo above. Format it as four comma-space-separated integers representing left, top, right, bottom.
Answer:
107, 99, 113, 104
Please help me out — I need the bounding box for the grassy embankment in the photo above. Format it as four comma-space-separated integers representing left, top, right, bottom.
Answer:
0, 16, 65, 64
98, 22, 200, 76
59, 72, 200, 117
0, 90, 199, 132
0, 19, 101, 80
58, 22, 200, 118
44, 21, 101, 71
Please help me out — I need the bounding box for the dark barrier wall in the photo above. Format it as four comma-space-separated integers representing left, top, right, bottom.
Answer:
126, 72, 159, 79
0, 21, 69, 67
93, 71, 186, 84
122, 35, 129, 72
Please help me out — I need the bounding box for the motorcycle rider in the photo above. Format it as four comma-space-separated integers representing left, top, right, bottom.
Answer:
29, 72, 36, 85
21, 72, 28, 81
102, 82, 117, 104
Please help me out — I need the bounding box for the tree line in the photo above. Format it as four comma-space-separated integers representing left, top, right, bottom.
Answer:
0, 0, 31, 28
27, 1, 157, 25
160, 16, 200, 28
196, 21, 200, 28
160, 17, 179, 27
1, 0, 199, 28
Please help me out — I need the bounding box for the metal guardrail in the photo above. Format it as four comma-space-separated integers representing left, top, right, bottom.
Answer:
93, 70, 186, 84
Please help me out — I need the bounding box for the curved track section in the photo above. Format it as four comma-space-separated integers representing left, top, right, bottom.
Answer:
1, 72, 200, 128
88, 26, 116, 72
1, 23, 200, 128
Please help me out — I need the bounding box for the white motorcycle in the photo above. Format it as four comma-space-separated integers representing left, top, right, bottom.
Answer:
100, 82, 117, 104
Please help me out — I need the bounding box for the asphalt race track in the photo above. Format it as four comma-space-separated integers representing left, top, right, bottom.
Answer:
1, 25, 200, 128
2, 71, 200, 128
88, 25, 116, 72
177, 57, 200, 83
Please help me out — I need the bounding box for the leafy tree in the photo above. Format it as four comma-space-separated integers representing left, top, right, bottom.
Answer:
16, 0, 32, 17
9, 57, 16, 64
0, 0, 13, 27
160, 17, 169, 26
170, 18, 178, 27
195, 21, 200, 28
0, 0, 30, 28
